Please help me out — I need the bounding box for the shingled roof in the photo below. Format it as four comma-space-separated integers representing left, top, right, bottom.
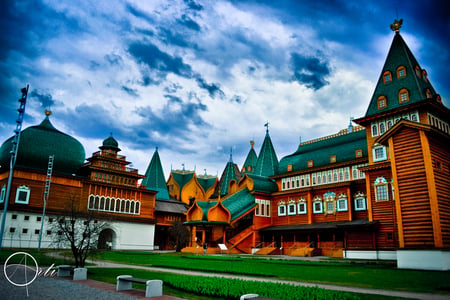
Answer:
142, 148, 170, 200
364, 27, 438, 118
254, 129, 278, 177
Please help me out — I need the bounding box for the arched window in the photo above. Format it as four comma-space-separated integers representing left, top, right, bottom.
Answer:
422, 69, 428, 82
110, 198, 115, 211
371, 123, 378, 137
105, 197, 110, 210
426, 89, 432, 99
115, 199, 121, 212
135, 202, 140, 214
377, 96, 387, 109
398, 88, 409, 103
382, 71, 392, 83
88, 195, 95, 209
120, 200, 126, 212
125, 200, 130, 213
94, 196, 99, 209
130, 201, 135, 213
397, 66, 406, 78
99, 197, 105, 210
374, 177, 389, 202
379, 122, 386, 134
415, 66, 421, 77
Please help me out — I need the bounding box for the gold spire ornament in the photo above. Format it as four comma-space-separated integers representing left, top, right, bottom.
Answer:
390, 19, 403, 33
45, 109, 52, 116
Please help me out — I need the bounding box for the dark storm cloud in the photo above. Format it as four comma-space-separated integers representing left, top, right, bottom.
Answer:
29, 90, 56, 108
128, 42, 194, 79
177, 14, 201, 32
184, 0, 204, 11
195, 77, 225, 99
125, 3, 155, 24
290, 53, 331, 90
158, 27, 192, 48
130, 95, 209, 150
121, 86, 139, 97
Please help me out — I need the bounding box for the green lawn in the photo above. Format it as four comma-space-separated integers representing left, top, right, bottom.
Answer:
93, 251, 450, 294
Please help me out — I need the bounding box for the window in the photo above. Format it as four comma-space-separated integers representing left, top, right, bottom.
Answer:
374, 177, 389, 201
317, 173, 321, 185
352, 166, 358, 179
324, 192, 336, 214
397, 66, 406, 78
371, 123, 378, 137
355, 149, 362, 158
24, 215, 30, 221
296, 176, 300, 188
336, 194, 348, 212
298, 200, 307, 214
377, 96, 387, 109
330, 155, 336, 163
287, 164, 293, 172
10, 227, 16, 233
288, 200, 296, 215
382, 71, 392, 83
373, 146, 387, 162
422, 70, 428, 82
15, 185, 30, 204
399, 88, 409, 103
46, 230, 52, 235
48, 218, 54, 223
255, 199, 270, 217
35, 229, 40, 235
386, 119, 393, 129
327, 170, 332, 183
333, 170, 338, 182
308, 160, 313, 168
426, 89, 432, 99
12, 214, 17, 220
22, 228, 28, 234
300, 175, 305, 187
344, 167, 350, 181
37, 216, 41, 222
282, 179, 286, 190
415, 66, 421, 77
379, 122, 386, 135
278, 201, 286, 216
354, 193, 367, 211
0, 186, 5, 203
313, 200, 323, 214
410, 111, 419, 122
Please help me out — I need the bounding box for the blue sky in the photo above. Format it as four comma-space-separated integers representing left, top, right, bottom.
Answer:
1, 0, 448, 179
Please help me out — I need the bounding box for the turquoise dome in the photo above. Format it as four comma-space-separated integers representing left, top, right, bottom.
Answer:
0, 116, 86, 175
100, 135, 120, 151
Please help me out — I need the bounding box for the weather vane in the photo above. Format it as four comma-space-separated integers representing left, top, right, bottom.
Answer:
390, 19, 403, 33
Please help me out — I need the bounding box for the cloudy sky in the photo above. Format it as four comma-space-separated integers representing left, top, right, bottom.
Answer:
1, 0, 448, 180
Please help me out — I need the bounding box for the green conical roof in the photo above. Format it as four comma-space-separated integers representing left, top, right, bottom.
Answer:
254, 130, 278, 177
213, 154, 242, 197
0, 116, 85, 175
365, 29, 438, 118
142, 148, 170, 200
242, 140, 258, 175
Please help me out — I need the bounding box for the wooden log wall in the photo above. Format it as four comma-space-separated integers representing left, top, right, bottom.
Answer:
392, 127, 434, 248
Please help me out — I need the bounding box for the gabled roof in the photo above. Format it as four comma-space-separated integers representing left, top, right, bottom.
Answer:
196, 200, 217, 221
364, 26, 438, 119
142, 148, 170, 200
242, 140, 258, 175
254, 130, 279, 177
278, 127, 367, 174
222, 187, 256, 222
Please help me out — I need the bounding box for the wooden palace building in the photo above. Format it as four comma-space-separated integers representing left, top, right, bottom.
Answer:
180, 20, 449, 270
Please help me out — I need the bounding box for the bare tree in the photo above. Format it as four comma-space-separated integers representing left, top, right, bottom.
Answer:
52, 195, 108, 267
168, 221, 190, 252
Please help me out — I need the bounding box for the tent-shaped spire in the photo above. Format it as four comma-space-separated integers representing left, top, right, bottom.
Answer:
142, 147, 170, 200
213, 155, 241, 197
364, 19, 439, 118
241, 140, 258, 175
254, 126, 278, 177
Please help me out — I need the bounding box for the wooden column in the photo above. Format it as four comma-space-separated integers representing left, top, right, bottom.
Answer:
389, 137, 404, 248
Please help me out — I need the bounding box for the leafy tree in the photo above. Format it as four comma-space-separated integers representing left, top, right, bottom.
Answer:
52, 195, 108, 267
168, 221, 190, 252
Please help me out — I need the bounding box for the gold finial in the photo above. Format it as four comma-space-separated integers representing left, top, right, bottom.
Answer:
390, 19, 403, 33
45, 109, 52, 116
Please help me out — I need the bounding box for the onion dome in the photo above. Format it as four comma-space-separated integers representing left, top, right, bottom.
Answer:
0, 111, 85, 175
100, 134, 121, 151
